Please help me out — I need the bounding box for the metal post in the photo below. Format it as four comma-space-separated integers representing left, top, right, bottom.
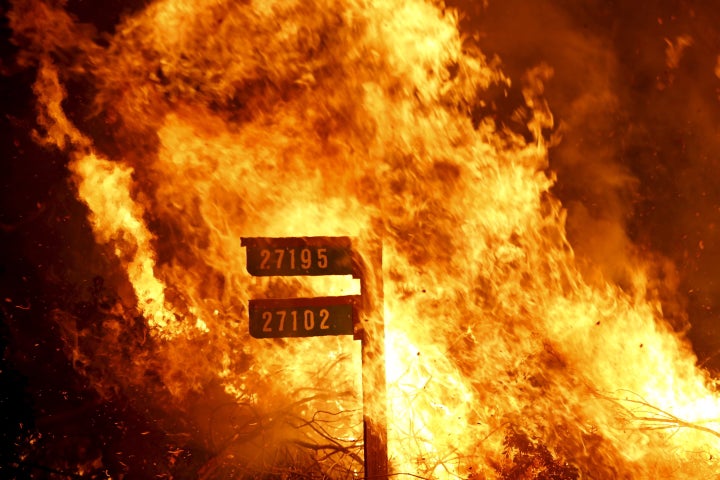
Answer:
354, 240, 388, 479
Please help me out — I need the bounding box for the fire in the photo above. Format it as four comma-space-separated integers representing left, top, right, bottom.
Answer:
8, 0, 720, 478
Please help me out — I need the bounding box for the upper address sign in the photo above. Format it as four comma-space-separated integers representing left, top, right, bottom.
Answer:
241, 236, 354, 276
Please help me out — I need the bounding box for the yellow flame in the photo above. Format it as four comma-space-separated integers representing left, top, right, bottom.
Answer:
12, 0, 720, 477
71, 153, 182, 335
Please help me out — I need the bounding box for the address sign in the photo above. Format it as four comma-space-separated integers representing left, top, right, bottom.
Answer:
248, 296, 359, 339
241, 236, 353, 276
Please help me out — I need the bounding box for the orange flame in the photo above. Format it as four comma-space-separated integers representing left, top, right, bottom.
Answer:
10, 0, 720, 477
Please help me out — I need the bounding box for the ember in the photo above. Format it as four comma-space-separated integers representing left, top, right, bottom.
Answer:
3, 0, 720, 479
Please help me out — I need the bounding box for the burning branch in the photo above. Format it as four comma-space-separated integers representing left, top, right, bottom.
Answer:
286, 411, 363, 462
601, 390, 720, 440
500, 428, 579, 480
203, 388, 363, 479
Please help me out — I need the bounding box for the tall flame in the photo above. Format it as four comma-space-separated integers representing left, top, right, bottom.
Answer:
9, 0, 720, 477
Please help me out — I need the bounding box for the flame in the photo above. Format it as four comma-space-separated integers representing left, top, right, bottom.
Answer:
9, 0, 720, 477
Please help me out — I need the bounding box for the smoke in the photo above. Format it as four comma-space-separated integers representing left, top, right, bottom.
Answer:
449, 0, 639, 287
454, 0, 720, 348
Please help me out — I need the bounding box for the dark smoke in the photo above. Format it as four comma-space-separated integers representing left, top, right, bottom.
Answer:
451, 0, 720, 365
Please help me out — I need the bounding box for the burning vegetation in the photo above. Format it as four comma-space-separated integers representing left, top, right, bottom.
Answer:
3, 0, 720, 478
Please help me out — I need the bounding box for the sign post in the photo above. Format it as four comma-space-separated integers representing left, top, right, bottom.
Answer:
248, 295, 359, 339
352, 242, 388, 480
241, 236, 388, 479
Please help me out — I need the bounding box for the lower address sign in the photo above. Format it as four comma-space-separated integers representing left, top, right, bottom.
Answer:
248, 296, 360, 339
